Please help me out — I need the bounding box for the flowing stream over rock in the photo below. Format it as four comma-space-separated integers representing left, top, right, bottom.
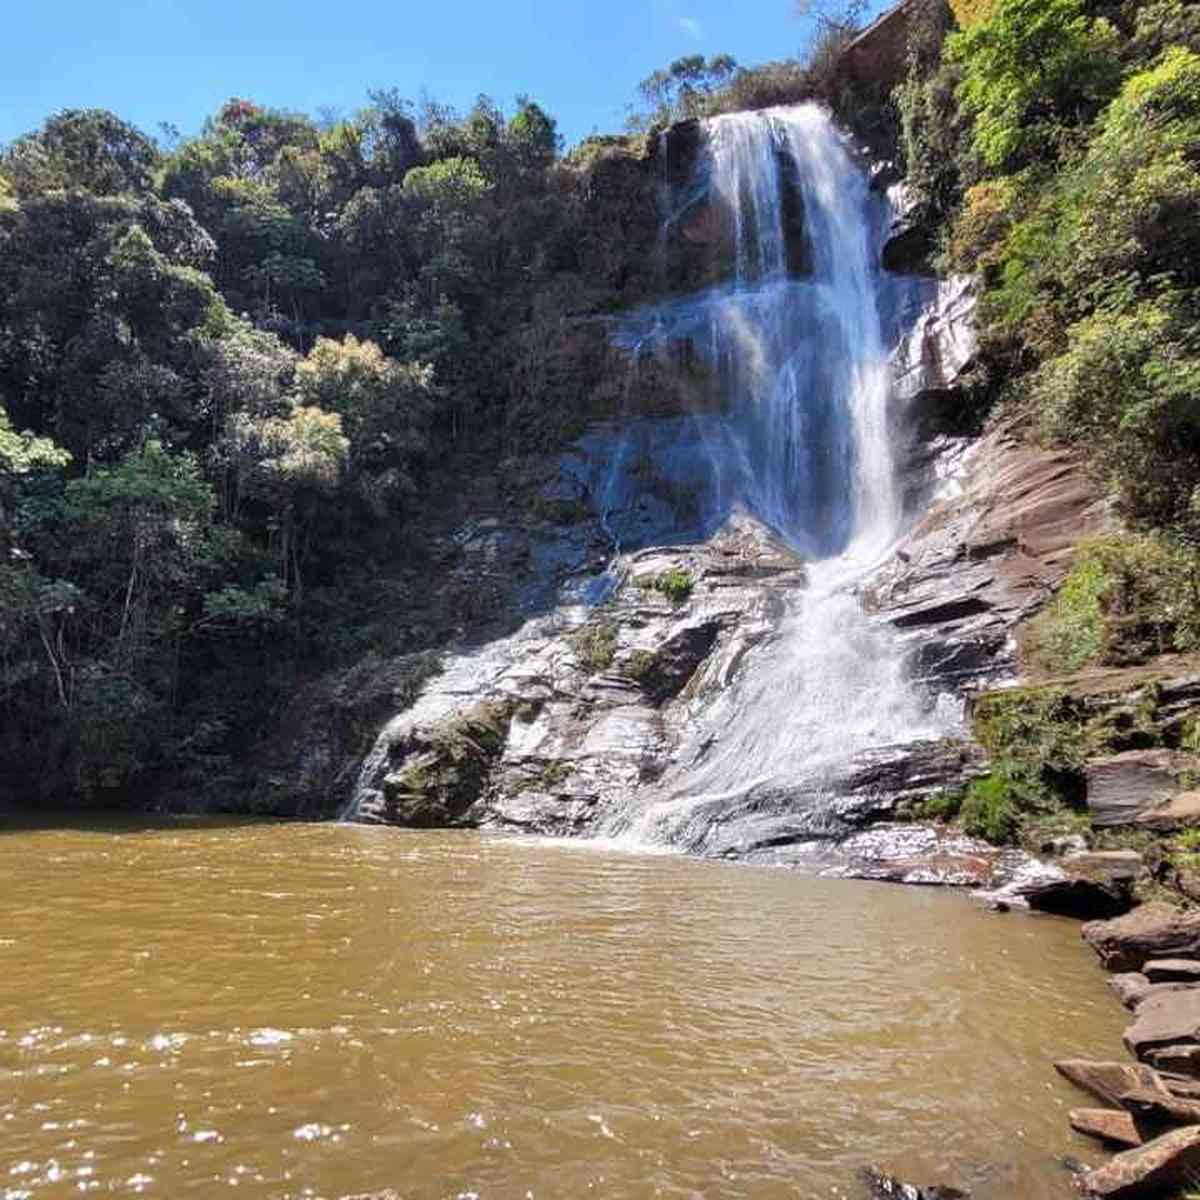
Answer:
597, 104, 951, 851
614, 105, 898, 558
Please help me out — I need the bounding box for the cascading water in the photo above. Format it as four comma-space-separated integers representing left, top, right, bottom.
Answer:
601, 103, 955, 853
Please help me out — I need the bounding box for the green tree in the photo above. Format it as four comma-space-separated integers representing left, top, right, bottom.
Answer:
0, 191, 223, 462
296, 335, 435, 514
2, 109, 160, 199
223, 404, 348, 596
62, 443, 216, 671
507, 98, 560, 168
947, 0, 1121, 169
632, 55, 739, 128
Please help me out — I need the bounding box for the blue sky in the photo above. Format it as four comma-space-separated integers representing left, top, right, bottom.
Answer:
2, 0, 887, 151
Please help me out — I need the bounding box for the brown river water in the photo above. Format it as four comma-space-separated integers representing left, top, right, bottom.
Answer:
0, 819, 1127, 1200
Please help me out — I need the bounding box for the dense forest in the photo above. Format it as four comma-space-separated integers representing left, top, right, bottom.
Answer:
3, 0, 1200, 814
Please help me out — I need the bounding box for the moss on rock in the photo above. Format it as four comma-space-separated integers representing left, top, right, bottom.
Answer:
381, 700, 516, 827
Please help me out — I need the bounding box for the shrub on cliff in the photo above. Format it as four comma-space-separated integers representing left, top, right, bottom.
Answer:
1033, 301, 1200, 524
1026, 535, 1200, 672
960, 773, 1019, 842
941, 35, 1200, 525
896, 0, 970, 226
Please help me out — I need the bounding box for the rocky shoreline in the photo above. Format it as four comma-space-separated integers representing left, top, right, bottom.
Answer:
1059, 905, 1200, 1197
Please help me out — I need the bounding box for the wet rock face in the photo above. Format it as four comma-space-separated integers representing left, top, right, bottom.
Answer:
354, 509, 811, 840
880, 182, 937, 276
357, 700, 515, 829
342, 405, 1018, 876
338, 397, 1111, 886
888, 274, 977, 423
824, 822, 1003, 887
974, 851, 1140, 919
863, 413, 1111, 695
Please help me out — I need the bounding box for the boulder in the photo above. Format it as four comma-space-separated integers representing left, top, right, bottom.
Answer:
1137, 790, 1200, 831
1085, 751, 1200, 828
1146, 1044, 1200, 1078
1078, 1126, 1200, 1198
1055, 1060, 1170, 1109
1123, 991, 1200, 1059
1119, 1086, 1200, 1125
1069, 1108, 1143, 1149
1083, 904, 1200, 973
860, 1166, 968, 1199
1145, 959, 1200, 984
1019, 851, 1139, 919
1110, 974, 1152, 1010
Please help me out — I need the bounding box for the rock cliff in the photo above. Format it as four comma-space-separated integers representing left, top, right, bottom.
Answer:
255, 111, 1124, 892
336, 249, 1101, 884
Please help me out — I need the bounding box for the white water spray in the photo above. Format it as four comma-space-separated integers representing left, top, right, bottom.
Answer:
602, 103, 952, 851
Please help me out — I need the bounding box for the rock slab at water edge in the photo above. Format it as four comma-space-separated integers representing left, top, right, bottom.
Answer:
1068, 1108, 1143, 1149
1145, 959, 1200, 983
1123, 990, 1200, 1059
1083, 904, 1200, 973
1077, 1125, 1200, 1198
1054, 1060, 1170, 1109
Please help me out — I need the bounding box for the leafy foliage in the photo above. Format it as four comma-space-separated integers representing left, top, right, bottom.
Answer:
960, 773, 1019, 842
637, 569, 695, 605
2, 109, 160, 199
570, 621, 618, 673
916, 0, 1200, 567
946, 0, 1121, 170
631, 56, 740, 129
1026, 535, 1200, 672
0, 83, 637, 807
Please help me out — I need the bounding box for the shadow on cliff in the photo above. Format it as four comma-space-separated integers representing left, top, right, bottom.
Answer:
0, 806, 289, 836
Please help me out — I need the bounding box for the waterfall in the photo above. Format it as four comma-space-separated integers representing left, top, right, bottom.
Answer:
615, 105, 900, 560
601, 103, 952, 852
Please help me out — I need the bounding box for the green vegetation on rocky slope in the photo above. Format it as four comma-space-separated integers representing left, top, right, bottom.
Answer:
893, 0, 1200, 857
